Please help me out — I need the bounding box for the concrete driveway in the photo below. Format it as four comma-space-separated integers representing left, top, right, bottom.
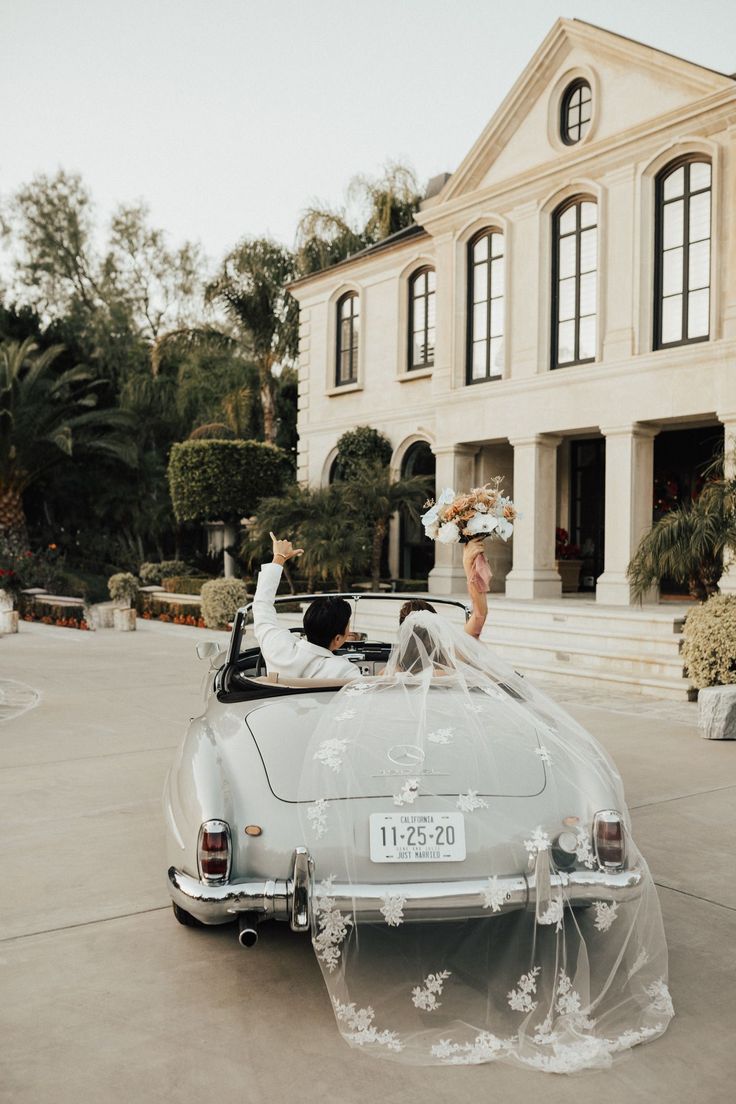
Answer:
1, 621, 735, 1104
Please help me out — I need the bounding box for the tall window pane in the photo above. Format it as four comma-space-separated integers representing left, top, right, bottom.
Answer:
655, 159, 711, 349
466, 230, 504, 383
408, 267, 436, 370
336, 292, 359, 385
551, 198, 598, 368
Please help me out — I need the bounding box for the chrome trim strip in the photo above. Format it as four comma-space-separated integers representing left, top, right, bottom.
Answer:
168, 860, 644, 926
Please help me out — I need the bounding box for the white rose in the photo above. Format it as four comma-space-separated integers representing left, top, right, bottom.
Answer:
436, 521, 461, 544
423, 520, 440, 540
495, 516, 514, 541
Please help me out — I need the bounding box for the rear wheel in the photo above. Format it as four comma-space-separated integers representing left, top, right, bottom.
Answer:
172, 902, 203, 928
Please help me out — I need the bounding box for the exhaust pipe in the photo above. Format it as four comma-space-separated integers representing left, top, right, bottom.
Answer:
237, 911, 260, 948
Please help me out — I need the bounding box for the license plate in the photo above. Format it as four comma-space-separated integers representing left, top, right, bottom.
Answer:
369, 812, 466, 863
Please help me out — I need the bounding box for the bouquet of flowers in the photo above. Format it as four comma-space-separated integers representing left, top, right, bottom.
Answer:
420, 480, 518, 593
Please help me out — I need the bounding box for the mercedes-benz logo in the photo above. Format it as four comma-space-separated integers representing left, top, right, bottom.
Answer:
387, 744, 426, 768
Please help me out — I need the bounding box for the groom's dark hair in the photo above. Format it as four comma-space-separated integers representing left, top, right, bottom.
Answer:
303, 597, 352, 650
398, 599, 436, 625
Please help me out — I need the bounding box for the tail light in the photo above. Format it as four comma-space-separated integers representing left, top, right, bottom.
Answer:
198, 820, 231, 883
593, 810, 625, 871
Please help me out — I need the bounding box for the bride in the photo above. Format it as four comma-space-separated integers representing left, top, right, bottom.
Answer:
297, 576, 673, 1072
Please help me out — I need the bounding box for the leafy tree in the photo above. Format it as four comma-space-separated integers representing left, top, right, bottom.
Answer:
335, 425, 393, 481
627, 451, 735, 601
0, 338, 135, 546
205, 238, 299, 443
296, 161, 422, 276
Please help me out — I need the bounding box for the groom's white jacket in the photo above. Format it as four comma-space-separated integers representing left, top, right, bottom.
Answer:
252, 563, 363, 681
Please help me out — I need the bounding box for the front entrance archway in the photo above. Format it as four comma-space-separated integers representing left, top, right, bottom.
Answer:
399, 441, 435, 581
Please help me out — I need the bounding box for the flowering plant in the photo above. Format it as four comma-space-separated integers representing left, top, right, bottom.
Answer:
0, 567, 23, 596
421, 480, 517, 546
555, 528, 582, 560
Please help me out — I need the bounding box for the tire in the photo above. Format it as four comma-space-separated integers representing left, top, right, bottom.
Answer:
172, 902, 204, 928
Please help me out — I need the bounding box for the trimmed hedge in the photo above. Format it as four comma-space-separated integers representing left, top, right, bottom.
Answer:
139, 560, 192, 586
200, 578, 249, 630
168, 440, 290, 523
161, 576, 209, 595
682, 594, 736, 688
108, 572, 139, 605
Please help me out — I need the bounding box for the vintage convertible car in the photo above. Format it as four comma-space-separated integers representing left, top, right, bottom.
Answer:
164, 593, 643, 948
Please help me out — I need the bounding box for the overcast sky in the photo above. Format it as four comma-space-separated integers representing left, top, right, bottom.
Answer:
2, 0, 735, 267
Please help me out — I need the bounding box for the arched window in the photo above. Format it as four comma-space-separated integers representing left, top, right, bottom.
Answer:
336, 292, 359, 385
400, 441, 436, 579
408, 267, 436, 370
560, 79, 592, 145
467, 230, 504, 384
551, 198, 597, 368
654, 158, 711, 349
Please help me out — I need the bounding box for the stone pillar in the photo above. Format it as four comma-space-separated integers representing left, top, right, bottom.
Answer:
427, 444, 478, 595
717, 412, 736, 595
505, 435, 562, 599
596, 424, 659, 606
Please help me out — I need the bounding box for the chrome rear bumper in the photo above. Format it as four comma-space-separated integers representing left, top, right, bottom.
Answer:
168, 848, 644, 929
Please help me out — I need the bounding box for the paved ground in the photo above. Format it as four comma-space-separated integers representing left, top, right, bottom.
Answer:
1, 620, 735, 1104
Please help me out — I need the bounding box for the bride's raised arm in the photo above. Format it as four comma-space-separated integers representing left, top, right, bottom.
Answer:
462, 539, 489, 639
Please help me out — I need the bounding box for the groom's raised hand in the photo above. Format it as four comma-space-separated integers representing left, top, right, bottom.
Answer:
270, 532, 304, 566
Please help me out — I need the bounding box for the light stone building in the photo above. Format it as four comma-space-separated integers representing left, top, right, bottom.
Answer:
287, 20, 736, 695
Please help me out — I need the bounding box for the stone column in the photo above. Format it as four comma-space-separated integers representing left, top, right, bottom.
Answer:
427, 444, 478, 595
504, 435, 562, 599
717, 412, 736, 595
596, 424, 659, 606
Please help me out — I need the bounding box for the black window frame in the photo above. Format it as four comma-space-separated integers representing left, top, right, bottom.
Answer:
407, 266, 436, 371
550, 196, 598, 370
335, 291, 360, 386
465, 229, 505, 386
560, 78, 592, 146
653, 156, 712, 351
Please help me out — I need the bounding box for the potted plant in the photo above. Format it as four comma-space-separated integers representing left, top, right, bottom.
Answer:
555, 528, 583, 593
682, 594, 736, 736
108, 572, 139, 631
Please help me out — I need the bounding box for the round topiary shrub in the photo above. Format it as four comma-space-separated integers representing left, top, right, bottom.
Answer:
335, 426, 392, 482
200, 578, 249, 630
139, 561, 191, 586
167, 440, 291, 523
682, 594, 736, 688
108, 572, 139, 607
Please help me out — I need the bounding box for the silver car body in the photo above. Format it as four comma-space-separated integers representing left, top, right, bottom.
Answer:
164, 594, 643, 937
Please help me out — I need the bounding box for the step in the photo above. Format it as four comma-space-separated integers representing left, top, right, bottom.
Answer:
482, 637, 687, 682
483, 620, 684, 658
504, 657, 690, 701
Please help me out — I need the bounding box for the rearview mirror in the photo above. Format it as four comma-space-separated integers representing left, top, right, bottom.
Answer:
196, 640, 225, 661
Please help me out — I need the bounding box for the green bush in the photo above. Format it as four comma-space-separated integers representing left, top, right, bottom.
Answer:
161, 576, 209, 595
139, 560, 191, 586
200, 578, 249, 630
167, 440, 290, 523
682, 594, 736, 687
108, 572, 140, 606
335, 426, 392, 481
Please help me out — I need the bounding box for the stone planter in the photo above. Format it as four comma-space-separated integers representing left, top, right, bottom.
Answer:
0, 590, 14, 612
0, 609, 19, 633
697, 685, 736, 739
555, 559, 582, 593
113, 607, 137, 632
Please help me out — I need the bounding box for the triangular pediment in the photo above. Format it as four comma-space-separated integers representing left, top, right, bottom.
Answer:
434, 19, 733, 204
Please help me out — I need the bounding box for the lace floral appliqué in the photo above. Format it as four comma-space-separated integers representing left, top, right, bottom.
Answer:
412, 970, 451, 1011
427, 727, 454, 744
380, 893, 406, 927
431, 1032, 513, 1064
645, 978, 674, 1017
314, 736, 350, 773
332, 998, 404, 1052
394, 778, 419, 806
539, 897, 564, 931
535, 746, 552, 764
313, 877, 352, 972
482, 875, 506, 913
523, 826, 550, 856
457, 789, 489, 812
306, 798, 329, 839
575, 827, 595, 869
508, 966, 540, 1013
592, 900, 619, 932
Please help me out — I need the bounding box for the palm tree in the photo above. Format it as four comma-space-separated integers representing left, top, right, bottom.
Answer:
627, 454, 736, 601
0, 338, 135, 546
243, 484, 370, 591
205, 239, 298, 444
340, 462, 433, 588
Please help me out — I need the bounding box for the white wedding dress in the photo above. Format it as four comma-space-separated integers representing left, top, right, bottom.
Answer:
297, 612, 673, 1071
